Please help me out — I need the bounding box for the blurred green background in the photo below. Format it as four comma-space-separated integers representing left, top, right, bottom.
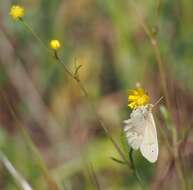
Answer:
0, 0, 193, 189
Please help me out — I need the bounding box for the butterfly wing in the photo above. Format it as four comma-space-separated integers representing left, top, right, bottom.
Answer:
123, 108, 146, 150
140, 112, 158, 163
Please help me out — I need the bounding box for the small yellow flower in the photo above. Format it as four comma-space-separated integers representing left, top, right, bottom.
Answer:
50, 40, 61, 50
128, 87, 150, 109
10, 5, 25, 20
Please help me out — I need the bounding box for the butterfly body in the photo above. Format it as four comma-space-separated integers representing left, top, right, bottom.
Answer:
124, 105, 158, 163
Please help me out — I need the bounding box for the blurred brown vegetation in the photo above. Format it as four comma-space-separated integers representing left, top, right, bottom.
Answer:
0, 0, 193, 190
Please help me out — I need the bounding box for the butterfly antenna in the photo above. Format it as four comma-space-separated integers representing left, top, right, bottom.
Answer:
153, 96, 164, 107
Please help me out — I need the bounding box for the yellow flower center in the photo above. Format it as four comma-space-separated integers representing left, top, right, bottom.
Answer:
50, 40, 61, 50
10, 5, 25, 20
128, 87, 150, 109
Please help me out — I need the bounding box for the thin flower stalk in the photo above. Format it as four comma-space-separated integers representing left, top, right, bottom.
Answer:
17, 17, 130, 170
19, 19, 51, 53
55, 51, 130, 168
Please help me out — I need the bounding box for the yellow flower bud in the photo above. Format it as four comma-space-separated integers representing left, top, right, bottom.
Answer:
50, 40, 61, 50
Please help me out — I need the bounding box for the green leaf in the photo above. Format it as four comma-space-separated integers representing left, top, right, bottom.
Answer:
110, 157, 127, 165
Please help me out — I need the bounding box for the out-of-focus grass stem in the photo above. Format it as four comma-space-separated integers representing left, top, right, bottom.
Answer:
129, 1, 187, 189
85, 161, 102, 190
172, 127, 188, 190
0, 152, 33, 190
0, 90, 60, 190
130, 0, 170, 110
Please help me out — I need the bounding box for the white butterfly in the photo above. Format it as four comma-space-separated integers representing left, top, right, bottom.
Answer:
123, 104, 158, 163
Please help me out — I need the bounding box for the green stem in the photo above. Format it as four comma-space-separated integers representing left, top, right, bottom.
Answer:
129, 149, 144, 189
56, 53, 130, 168
19, 18, 51, 53
19, 18, 130, 171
